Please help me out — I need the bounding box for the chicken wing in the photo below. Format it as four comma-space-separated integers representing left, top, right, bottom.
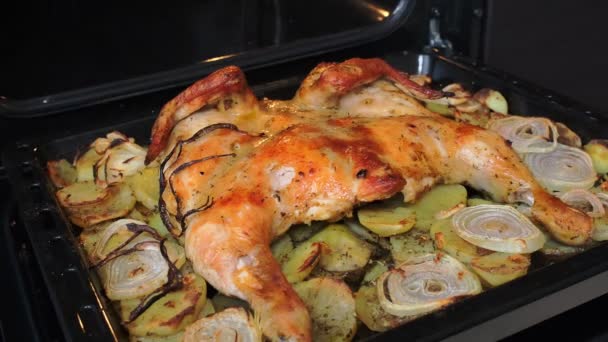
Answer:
146, 58, 592, 341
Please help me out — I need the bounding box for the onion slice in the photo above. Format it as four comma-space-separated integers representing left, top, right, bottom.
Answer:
452, 204, 545, 253
94, 132, 147, 187
523, 143, 597, 192
92, 219, 157, 262
377, 253, 481, 317
99, 242, 169, 300
91, 219, 175, 302
488, 116, 558, 154
559, 189, 605, 218
184, 307, 262, 342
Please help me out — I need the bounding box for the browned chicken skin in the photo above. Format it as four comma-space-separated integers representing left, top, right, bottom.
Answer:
146, 58, 592, 341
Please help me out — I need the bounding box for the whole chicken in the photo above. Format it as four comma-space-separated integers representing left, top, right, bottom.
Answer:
145, 58, 592, 341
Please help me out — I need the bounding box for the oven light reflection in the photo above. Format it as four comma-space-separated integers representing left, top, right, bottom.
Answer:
361, 2, 390, 21
202, 54, 237, 63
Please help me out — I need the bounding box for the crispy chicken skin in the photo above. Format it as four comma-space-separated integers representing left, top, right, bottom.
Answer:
146, 58, 592, 341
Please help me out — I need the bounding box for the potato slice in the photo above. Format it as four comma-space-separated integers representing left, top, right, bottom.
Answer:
47, 159, 77, 188
362, 261, 389, 284
271, 234, 294, 264
541, 236, 585, 256
147, 213, 171, 238
584, 139, 608, 174
294, 278, 357, 342
555, 122, 582, 148
211, 293, 250, 312
389, 229, 435, 264
57, 181, 110, 207
454, 110, 492, 128
430, 219, 491, 264
289, 221, 325, 242
355, 284, 413, 332
425, 102, 453, 116
75, 147, 103, 182
281, 242, 323, 283
309, 224, 372, 272
165, 240, 186, 269
64, 183, 136, 228
198, 300, 215, 318
470, 253, 530, 287
129, 332, 184, 342
466, 197, 496, 206
120, 273, 207, 336
357, 206, 416, 237
409, 184, 468, 230
79, 221, 114, 263
473, 88, 508, 114
127, 167, 161, 210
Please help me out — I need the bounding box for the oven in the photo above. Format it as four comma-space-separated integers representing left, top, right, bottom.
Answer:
2, 1, 608, 341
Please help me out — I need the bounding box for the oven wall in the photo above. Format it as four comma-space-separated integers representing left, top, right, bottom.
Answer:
484, 0, 608, 113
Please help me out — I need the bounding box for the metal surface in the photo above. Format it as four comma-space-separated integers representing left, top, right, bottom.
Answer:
0, 0, 413, 118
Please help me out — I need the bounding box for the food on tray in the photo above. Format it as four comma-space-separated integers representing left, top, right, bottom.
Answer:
47, 57, 608, 341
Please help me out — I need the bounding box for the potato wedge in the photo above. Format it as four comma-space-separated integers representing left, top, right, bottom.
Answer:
294, 278, 357, 342
357, 206, 416, 237
63, 183, 136, 228
75, 147, 103, 182
309, 224, 372, 272
127, 167, 161, 210
281, 241, 323, 283
355, 284, 413, 332
389, 229, 435, 264
47, 159, 77, 188
470, 252, 530, 287
120, 273, 207, 336
430, 219, 491, 264
409, 184, 467, 230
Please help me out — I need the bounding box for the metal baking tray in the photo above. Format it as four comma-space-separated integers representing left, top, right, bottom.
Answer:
3, 51, 608, 341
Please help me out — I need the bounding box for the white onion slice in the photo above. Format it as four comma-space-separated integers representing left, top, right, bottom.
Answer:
488, 116, 558, 154
99, 242, 169, 300
452, 205, 545, 253
594, 192, 608, 208
559, 189, 605, 218
523, 144, 597, 192
92, 219, 148, 261
94, 137, 147, 187
377, 253, 481, 317
184, 307, 262, 342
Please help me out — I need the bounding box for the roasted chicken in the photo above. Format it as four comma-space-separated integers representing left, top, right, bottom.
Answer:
145, 58, 592, 341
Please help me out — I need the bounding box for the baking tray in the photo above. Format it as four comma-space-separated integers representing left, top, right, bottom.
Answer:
3, 51, 608, 341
